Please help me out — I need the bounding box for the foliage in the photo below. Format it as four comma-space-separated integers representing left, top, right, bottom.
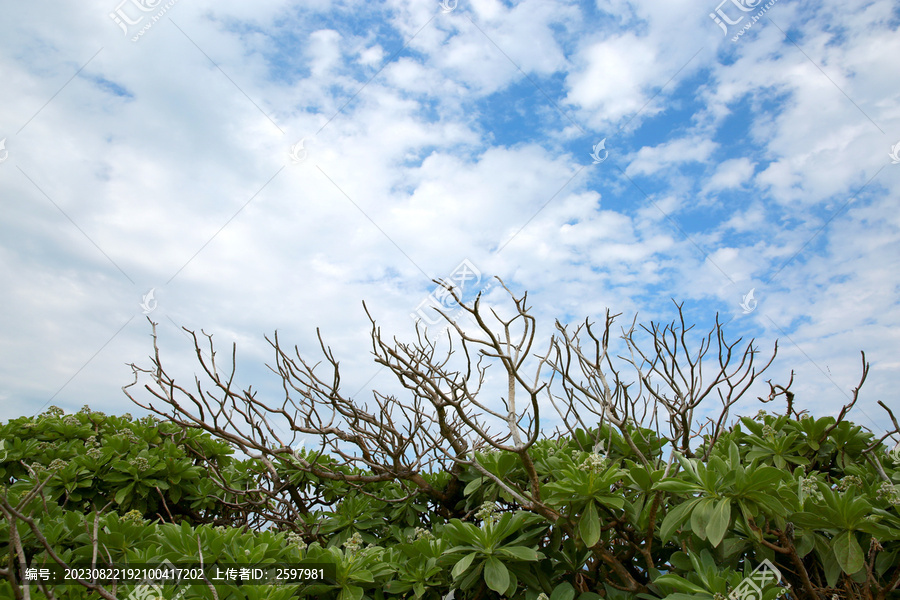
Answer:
3, 407, 899, 599
2, 284, 900, 599
0, 407, 239, 525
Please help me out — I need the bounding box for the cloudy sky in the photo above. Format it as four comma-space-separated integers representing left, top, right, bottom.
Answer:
1, 0, 898, 445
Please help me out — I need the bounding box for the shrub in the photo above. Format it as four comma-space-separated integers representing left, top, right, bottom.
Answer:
2, 282, 898, 599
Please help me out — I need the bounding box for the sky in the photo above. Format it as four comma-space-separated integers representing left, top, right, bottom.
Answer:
1, 0, 899, 451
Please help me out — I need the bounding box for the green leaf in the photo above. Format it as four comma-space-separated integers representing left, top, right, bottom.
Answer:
653, 573, 709, 595
832, 530, 864, 574
660, 499, 699, 543
497, 452, 518, 476
794, 531, 815, 558
348, 568, 374, 584
451, 552, 476, 579
483, 556, 509, 593
463, 477, 483, 496
551, 582, 577, 600
707, 499, 731, 548
459, 561, 484, 590
728, 441, 740, 467
654, 479, 702, 493
384, 582, 411, 595
115, 483, 134, 505
338, 585, 364, 600
690, 498, 714, 541
820, 543, 842, 588
496, 546, 541, 561
745, 467, 786, 491
673, 451, 696, 478
579, 501, 601, 547
667, 551, 692, 571
791, 512, 828, 530
627, 464, 652, 491
503, 569, 518, 597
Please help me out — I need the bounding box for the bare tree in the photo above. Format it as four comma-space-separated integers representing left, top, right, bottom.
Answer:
548, 301, 780, 463
119, 279, 796, 593
123, 279, 562, 529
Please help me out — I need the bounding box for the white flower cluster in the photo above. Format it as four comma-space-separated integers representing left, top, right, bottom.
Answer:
84, 435, 104, 460
799, 476, 823, 502
876, 482, 900, 506
123, 509, 145, 524
580, 452, 609, 473
285, 531, 307, 552
79, 405, 106, 418
475, 502, 499, 526
47, 458, 68, 472
119, 429, 141, 444
837, 476, 862, 491
890, 444, 900, 466
343, 532, 364, 554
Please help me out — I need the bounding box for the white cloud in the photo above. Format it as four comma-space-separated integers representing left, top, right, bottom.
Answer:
357, 45, 385, 67
703, 157, 755, 192
565, 33, 660, 123
0, 0, 897, 441
625, 137, 718, 177
307, 29, 343, 77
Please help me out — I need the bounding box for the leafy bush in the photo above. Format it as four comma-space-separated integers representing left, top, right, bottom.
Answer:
2, 406, 900, 599
0, 407, 241, 525
3, 285, 899, 599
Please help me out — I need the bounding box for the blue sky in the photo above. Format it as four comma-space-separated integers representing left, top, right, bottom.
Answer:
1, 0, 899, 447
